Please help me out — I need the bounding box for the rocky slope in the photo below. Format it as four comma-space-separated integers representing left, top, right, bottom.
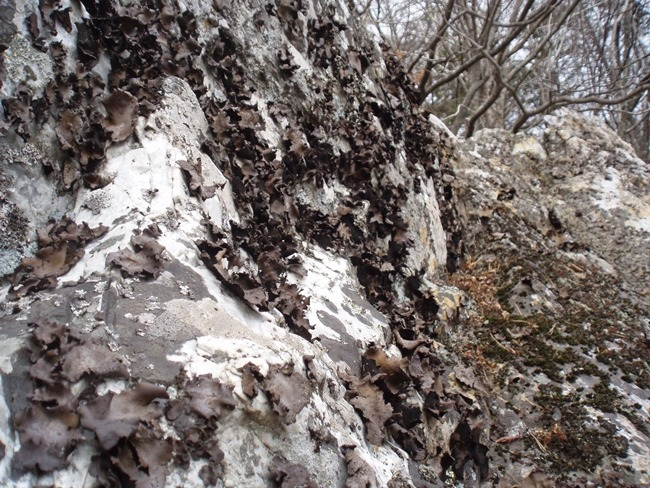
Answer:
450, 112, 650, 486
0, 0, 648, 486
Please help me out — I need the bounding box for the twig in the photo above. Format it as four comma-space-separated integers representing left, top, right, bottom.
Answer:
529, 431, 548, 452
490, 332, 516, 355
509, 318, 538, 327
495, 433, 523, 444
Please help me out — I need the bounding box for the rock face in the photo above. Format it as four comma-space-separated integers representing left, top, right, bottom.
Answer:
0, 0, 468, 487
451, 111, 650, 486
0, 1, 648, 488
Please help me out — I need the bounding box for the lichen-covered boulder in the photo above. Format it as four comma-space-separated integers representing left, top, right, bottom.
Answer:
451, 109, 650, 486
0, 0, 478, 487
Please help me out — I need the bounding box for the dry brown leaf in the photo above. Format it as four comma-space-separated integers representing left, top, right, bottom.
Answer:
102, 90, 138, 142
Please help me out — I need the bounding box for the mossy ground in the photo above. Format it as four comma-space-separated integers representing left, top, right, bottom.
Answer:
449, 245, 649, 479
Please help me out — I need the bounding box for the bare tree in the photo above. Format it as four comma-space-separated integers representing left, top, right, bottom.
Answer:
360, 0, 650, 159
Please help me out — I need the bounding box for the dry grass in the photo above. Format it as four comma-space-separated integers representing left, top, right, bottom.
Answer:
449, 254, 508, 319
449, 254, 517, 381
534, 423, 568, 447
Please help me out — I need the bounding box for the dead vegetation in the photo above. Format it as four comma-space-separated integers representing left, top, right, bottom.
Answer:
447, 241, 648, 484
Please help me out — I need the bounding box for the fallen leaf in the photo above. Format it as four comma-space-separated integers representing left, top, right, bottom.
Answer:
102, 90, 138, 142
13, 405, 82, 473
62, 344, 129, 382
106, 230, 165, 278
343, 445, 377, 488
9, 218, 108, 299
80, 383, 169, 450
269, 455, 318, 488
262, 364, 311, 424
112, 425, 173, 488
341, 371, 392, 445
56, 109, 83, 151
185, 376, 237, 419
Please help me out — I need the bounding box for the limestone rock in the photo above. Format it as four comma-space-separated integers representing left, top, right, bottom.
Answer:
452, 109, 650, 486
0, 0, 469, 487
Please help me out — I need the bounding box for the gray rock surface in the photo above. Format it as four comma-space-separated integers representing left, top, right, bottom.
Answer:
459, 110, 650, 302
0, 0, 468, 486
451, 109, 650, 486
